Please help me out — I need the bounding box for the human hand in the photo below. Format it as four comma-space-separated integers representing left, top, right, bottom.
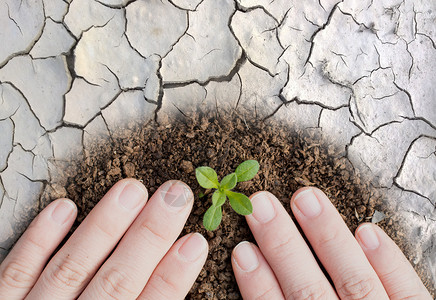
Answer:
0, 179, 208, 299
232, 187, 432, 299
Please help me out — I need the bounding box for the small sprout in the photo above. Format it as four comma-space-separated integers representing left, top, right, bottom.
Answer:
195, 166, 219, 189
195, 160, 260, 231
212, 190, 226, 206
235, 160, 260, 182
225, 191, 252, 215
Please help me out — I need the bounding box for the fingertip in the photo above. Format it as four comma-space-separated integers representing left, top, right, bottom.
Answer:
48, 197, 75, 207
178, 232, 208, 262
290, 187, 318, 211
118, 178, 149, 199
355, 222, 377, 234
290, 188, 324, 218
290, 186, 329, 204
232, 241, 285, 299
56, 198, 77, 210
50, 198, 77, 225
232, 241, 260, 273
0, 201, 78, 299
290, 186, 313, 203
250, 190, 268, 199
248, 191, 277, 224
172, 179, 193, 192
136, 232, 208, 300
159, 180, 193, 210
232, 240, 251, 255
199, 232, 209, 252
355, 223, 381, 251
171, 180, 194, 201
354, 224, 432, 298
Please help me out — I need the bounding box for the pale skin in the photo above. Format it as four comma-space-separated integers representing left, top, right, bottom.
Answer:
0, 179, 432, 299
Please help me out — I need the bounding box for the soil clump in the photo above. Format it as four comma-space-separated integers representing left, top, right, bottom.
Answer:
57, 114, 434, 298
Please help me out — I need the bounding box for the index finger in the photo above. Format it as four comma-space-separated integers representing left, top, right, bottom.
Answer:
290, 187, 389, 299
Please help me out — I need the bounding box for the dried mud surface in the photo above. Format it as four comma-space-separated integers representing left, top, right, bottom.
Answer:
56, 114, 434, 298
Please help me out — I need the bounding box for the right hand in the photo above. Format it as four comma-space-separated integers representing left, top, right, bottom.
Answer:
232, 187, 432, 299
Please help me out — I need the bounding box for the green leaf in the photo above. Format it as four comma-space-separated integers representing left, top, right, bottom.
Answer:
203, 205, 222, 231
220, 173, 237, 190
225, 191, 253, 215
198, 192, 205, 199
212, 190, 226, 206
195, 166, 219, 189
235, 160, 260, 182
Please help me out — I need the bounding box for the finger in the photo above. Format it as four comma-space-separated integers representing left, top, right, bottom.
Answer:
79, 180, 194, 299
245, 191, 338, 299
355, 223, 432, 299
27, 179, 148, 299
291, 187, 389, 299
0, 199, 76, 300
138, 233, 208, 300
232, 241, 285, 299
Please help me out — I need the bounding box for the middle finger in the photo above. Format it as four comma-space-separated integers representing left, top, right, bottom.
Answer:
245, 191, 338, 299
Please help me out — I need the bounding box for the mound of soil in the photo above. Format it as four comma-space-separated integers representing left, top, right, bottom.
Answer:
56, 114, 433, 298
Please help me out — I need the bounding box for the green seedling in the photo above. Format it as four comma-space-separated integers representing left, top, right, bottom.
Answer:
195, 160, 260, 231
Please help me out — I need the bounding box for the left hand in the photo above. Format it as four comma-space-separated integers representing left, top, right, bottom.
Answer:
0, 179, 208, 299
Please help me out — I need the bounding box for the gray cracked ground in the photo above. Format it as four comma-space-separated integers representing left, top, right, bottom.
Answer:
0, 0, 435, 289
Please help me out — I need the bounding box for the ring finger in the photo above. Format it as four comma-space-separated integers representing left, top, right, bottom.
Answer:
290, 187, 389, 299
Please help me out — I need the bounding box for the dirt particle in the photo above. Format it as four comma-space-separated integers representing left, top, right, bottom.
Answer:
54, 113, 434, 299
181, 160, 194, 173
123, 162, 136, 177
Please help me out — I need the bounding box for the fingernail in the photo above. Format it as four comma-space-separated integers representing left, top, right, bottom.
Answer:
160, 181, 192, 210
119, 182, 147, 210
51, 199, 76, 225
357, 224, 380, 250
178, 233, 207, 262
233, 242, 259, 272
293, 188, 322, 218
251, 192, 276, 223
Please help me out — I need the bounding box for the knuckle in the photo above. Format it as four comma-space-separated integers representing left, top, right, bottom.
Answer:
139, 219, 168, 248
99, 268, 136, 299
392, 294, 425, 300
285, 281, 328, 300
337, 273, 378, 299
254, 286, 280, 300
49, 256, 90, 289
25, 228, 49, 254
389, 284, 428, 300
315, 228, 341, 249
93, 220, 117, 240
149, 272, 179, 296
379, 267, 426, 300
268, 235, 295, 258
0, 260, 34, 289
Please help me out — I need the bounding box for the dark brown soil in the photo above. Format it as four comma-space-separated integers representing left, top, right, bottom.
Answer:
54, 113, 434, 298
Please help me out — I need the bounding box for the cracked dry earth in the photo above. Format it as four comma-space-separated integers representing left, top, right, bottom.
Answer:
0, 0, 435, 295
